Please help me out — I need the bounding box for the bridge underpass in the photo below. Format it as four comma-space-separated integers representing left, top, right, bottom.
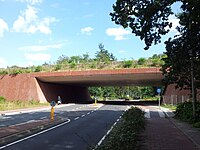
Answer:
35, 68, 163, 103
0, 68, 163, 103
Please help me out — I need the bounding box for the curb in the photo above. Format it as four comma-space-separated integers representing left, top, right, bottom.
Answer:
0, 117, 67, 146
169, 118, 200, 150
0, 104, 75, 116
160, 107, 200, 149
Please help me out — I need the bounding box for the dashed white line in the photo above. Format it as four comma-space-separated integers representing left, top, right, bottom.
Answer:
74, 117, 80, 120
96, 105, 129, 148
40, 117, 47, 120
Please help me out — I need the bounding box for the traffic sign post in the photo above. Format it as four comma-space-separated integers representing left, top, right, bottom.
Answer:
157, 88, 161, 107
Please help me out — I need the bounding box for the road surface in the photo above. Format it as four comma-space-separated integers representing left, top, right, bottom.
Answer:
0, 103, 128, 150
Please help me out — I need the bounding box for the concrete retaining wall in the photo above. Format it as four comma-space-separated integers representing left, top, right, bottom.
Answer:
0, 74, 92, 103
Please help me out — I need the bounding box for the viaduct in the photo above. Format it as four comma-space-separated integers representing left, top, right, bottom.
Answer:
0, 67, 193, 103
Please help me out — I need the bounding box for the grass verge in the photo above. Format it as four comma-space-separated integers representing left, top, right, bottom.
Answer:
0, 96, 49, 111
94, 107, 145, 150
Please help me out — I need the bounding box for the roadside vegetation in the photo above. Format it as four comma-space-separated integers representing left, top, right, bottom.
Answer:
0, 43, 165, 75
174, 102, 200, 128
0, 96, 48, 111
89, 86, 159, 101
94, 107, 145, 150
161, 104, 177, 111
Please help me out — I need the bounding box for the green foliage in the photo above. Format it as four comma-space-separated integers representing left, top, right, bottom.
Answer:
54, 64, 62, 71
123, 60, 133, 68
95, 43, 116, 62
175, 102, 200, 123
193, 122, 200, 128
34, 66, 42, 72
95, 107, 145, 150
89, 86, 157, 100
0, 96, 6, 103
137, 58, 146, 65
0, 70, 8, 75
110, 1, 173, 50
110, 0, 200, 91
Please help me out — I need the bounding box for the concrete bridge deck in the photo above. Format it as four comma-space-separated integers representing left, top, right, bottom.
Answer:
0, 68, 163, 103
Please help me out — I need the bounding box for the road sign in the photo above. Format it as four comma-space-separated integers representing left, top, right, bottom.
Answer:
157, 88, 161, 94
50, 101, 56, 107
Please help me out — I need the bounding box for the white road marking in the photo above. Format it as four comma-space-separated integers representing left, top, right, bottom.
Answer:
0, 119, 71, 150
144, 109, 150, 118
158, 109, 165, 118
96, 106, 129, 148
74, 117, 79, 120
40, 117, 47, 120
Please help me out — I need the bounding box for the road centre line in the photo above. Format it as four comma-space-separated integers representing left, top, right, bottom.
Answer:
0, 119, 71, 150
95, 106, 129, 148
74, 117, 79, 120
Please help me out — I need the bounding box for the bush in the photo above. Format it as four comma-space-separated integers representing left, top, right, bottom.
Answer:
123, 60, 133, 68
34, 66, 42, 72
175, 102, 200, 123
95, 107, 145, 150
0, 96, 6, 103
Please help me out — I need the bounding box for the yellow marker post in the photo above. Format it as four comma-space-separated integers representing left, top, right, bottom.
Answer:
51, 106, 54, 121
50, 101, 56, 121
95, 99, 97, 105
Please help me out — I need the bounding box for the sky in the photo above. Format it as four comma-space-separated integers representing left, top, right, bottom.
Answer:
0, 0, 180, 68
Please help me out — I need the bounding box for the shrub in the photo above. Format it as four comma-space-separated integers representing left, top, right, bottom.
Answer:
54, 64, 62, 71
137, 58, 146, 65
123, 60, 133, 68
95, 107, 145, 150
34, 66, 42, 72
0, 96, 6, 103
175, 101, 200, 123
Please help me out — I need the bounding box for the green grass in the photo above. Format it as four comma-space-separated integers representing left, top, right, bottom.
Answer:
0, 99, 49, 111
161, 104, 177, 111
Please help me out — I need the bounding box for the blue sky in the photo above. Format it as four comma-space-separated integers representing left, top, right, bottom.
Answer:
0, 0, 180, 68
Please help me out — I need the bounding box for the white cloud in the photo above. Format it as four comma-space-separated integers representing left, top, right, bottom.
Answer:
0, 19, 8, 37
18, 43, 63, 52
81, 27, 94, 35
13, 5, 56, 34
25, 53, 51, 61
16, 0, 42, 5
0, 57, 8, 68
119, 50, 125, 53
106, 27, 131, 40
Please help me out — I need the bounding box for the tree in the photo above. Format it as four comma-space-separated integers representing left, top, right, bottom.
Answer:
110, 0, 200, 120
137, 57, 146, 66
95, 43, 117, 62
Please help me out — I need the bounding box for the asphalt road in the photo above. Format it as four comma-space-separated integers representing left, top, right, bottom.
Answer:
0, 104, 128, 150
